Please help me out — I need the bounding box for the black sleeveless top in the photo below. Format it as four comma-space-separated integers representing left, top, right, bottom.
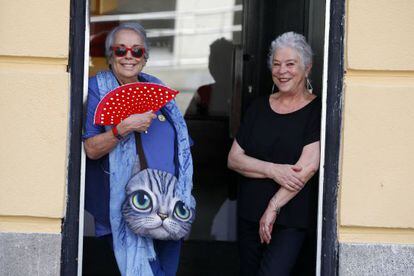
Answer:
236, 95, 321, 228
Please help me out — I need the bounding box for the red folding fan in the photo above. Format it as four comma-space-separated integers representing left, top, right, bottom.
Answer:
94, 82, 179, 126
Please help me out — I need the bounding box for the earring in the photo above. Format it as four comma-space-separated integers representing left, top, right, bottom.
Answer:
271, 84, 276, 94
306, 77, 313, 93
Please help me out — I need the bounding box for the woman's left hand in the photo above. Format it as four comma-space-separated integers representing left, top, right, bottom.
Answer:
259, 206, 277, 244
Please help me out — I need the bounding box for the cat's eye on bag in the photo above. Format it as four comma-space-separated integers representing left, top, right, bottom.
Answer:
121, 131, 195, 240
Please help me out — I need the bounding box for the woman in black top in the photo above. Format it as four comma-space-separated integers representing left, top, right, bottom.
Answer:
228, 32, 321, 275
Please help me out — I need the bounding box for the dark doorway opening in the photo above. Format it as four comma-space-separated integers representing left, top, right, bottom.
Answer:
78, 0, 339, 275
61, 0, 347, 275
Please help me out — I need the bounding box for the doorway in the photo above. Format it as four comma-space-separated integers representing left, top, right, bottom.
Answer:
80, 0, 328, 275
82, 1, 243, 275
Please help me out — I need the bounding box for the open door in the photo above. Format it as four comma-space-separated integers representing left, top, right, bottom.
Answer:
80, 0, 327, 275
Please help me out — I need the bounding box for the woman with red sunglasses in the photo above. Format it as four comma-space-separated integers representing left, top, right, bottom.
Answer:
83, 22, 193, 276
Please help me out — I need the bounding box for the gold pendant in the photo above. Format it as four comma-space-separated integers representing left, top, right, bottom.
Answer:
158, 114, 166, 122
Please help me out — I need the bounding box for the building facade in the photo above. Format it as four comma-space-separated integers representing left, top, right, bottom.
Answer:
337, 0, 414, 274
0, 0, 413, 275
0, 0, 70, 275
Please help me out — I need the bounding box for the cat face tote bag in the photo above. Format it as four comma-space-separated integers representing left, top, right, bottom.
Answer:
122, 169, 195, 240
121, 133, 195, 240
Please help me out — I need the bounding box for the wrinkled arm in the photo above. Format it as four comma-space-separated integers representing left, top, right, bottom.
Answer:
227, 140, 304, 191
295, 141, 320, 184
85, 112, 156, 160
259, 141, 320, 243
227, 139, 270, 178
271, 141, 320, 208
84, 130, 120, 160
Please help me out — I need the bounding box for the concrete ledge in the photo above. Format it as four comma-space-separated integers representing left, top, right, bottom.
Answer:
339, 242, 414, 275
0, 232, 61, 276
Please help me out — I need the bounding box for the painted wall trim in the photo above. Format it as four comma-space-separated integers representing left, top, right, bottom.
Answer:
0, 216, 61, 233
316, 0, 331, 273
77, 1, 91, 274
339, 226, 414, 244
320, 0, 345, 275
345, 69, 414, 78
61, 0, 86, 275
0, 56, 68, 65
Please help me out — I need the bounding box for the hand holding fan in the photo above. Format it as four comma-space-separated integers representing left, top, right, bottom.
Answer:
94, 82, 179, 126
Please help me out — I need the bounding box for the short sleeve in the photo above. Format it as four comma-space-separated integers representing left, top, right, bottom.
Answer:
303, 98, 322, 146
83, 77, 105, 140
236, 98, 260, 150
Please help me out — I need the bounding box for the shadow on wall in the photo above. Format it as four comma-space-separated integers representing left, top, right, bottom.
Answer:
185, 37, 235, 118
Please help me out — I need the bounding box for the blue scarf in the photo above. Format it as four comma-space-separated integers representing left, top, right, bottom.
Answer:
96, 70, 195, 276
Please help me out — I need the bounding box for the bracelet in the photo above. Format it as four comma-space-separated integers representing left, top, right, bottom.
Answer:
111, 126, 123, 141
274, 206, 281, 215
270, 198, 281, 215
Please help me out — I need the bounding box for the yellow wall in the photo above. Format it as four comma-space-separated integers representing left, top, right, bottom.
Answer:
339, 0, 414, 244
2, 0, 413, 242
0, 0, 70, 233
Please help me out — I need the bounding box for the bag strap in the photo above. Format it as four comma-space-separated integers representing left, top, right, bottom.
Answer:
134, 132, 148, 170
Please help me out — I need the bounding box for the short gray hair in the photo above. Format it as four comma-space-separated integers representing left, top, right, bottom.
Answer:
105, 22, 149, 60
268, 32, 313, 70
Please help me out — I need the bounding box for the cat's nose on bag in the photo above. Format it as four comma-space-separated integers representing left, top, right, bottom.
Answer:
158, 212, 168, 220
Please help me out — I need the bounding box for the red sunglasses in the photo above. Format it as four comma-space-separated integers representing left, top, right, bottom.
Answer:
111, 46, 145, 58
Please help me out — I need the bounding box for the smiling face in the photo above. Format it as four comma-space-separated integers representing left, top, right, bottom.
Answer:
271, 47, 311, 94
110, 29, 146, 84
